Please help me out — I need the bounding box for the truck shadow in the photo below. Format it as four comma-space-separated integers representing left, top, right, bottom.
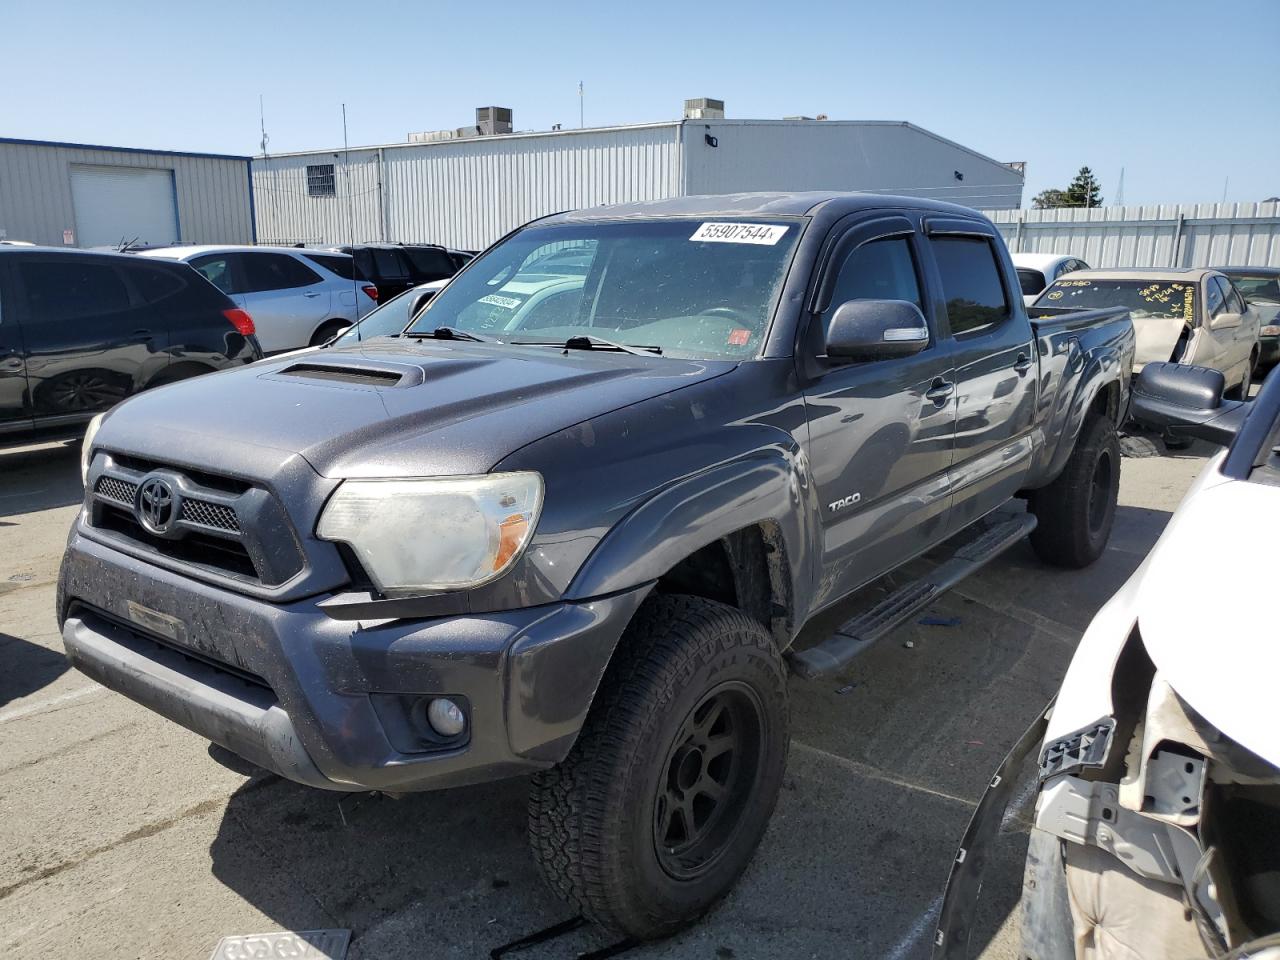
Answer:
0, 631, 71, 708
0, 440, 84, 518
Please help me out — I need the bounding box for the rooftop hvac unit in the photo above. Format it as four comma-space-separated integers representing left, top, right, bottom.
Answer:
476, 106, 513, 136
684, 97, 725, 120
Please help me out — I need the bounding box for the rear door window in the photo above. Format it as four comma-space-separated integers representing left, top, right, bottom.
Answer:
18, 258, 132, 326
931, 237, 1010, 336
238, 253, 322, 292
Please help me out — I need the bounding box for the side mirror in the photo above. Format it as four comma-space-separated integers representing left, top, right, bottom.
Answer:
1209, 311, 1242, 330
1130, 362, 1246, 446
825, 299, 929, 361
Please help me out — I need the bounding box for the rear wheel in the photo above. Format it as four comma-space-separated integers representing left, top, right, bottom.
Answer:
310, 320, 349, 346
527, 595, 789, 940
1028, 414, 1120, 568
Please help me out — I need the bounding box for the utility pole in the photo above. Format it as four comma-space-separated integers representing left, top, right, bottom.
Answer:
1114, 167, 1124, 207
579, 81, 584, 128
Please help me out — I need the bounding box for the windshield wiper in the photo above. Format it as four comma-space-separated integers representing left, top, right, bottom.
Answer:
413, 326, 503, 344
514, 334, 661, 356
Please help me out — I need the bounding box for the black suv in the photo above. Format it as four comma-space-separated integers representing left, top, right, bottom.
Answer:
335, 243, 471, 300
0, 247, 261, 445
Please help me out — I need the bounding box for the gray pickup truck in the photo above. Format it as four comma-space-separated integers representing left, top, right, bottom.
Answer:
61, 192, 1134, 940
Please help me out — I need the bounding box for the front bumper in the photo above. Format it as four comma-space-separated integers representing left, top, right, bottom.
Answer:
59, 529, 649, 792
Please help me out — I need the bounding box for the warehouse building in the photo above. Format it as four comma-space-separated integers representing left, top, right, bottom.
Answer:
252, 100, 1025, 250
0, 137, 254, 249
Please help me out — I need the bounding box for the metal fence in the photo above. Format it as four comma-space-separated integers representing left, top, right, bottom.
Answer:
983, 202, 1280, 269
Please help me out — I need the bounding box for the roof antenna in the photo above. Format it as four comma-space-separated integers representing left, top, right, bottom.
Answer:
342, 104, 361, 343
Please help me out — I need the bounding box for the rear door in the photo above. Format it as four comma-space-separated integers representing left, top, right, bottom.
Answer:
800, 214, 958, 608
232, 253, 329, 353
14, 253, 169, 426
0, 258, 33, 436
924, 221, 1038, 534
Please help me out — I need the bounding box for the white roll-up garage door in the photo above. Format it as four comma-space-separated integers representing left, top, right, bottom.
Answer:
69, 164, 179, 248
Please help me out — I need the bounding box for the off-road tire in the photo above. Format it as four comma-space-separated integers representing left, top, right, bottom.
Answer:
527, 595, 789, 940
1028, 414, 1120, 568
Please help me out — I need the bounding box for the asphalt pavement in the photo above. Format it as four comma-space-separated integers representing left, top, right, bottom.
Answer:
0, 436, 1209, 960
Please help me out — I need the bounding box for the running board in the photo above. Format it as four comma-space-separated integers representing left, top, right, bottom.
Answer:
787, 514, 1037, 680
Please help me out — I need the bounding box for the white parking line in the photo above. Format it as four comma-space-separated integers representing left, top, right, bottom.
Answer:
0, 684, 103, 723
791, 740, 977, 809
884, 893, 943, 960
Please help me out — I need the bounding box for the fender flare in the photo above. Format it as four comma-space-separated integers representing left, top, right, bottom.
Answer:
1037, 348, 1123, 487
564, 444, 817, 643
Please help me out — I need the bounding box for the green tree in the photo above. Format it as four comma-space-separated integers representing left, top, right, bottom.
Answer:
1032, 188, 1071, 209
1064, 167, 1103, 207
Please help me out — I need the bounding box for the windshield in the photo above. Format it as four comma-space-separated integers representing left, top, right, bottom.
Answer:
406, 219, 802, 360
1016, 268, 1047, 296
1038, 278, 1197, 324
1228, 274, 1280, 305
335, 286, 436, 343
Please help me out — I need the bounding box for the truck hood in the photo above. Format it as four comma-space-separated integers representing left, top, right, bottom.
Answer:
95, 340, 734, 479
1132, 316, 1185, 367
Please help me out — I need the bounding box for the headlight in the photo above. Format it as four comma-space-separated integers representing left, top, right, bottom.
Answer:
316, 472, 543, 594
1261, 324, 1280, 337
80, 413, 104, 487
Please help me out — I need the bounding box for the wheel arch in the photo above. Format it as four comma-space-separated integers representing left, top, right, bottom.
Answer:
145, 360, 217, 389
1029, 358, 1124, 492
563, 452, 816, 649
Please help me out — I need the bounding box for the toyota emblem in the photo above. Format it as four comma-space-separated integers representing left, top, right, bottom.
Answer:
136, 476, 178, 535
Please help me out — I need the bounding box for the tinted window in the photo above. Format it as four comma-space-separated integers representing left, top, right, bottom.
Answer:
1206, 276, 1227, 317
1017, 268, 1047, 297
932, 237, 1009, 335
128, 262, 188, 304
351, 249, 375, 280
19, 259, 131, 323
303, 253, 363, 280
190, 254, 239, 294
371, 248, 408, 281
239, 253, 321, 292
1228, 274, 1280, 305
824, 237, 922, 340
403, 246, 455, 280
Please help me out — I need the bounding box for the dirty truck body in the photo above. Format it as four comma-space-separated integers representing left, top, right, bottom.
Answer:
59, 192, 1135, 938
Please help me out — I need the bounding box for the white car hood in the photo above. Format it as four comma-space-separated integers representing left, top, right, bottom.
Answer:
1047, 453, 1279, 768
1134, 471, 1279, 766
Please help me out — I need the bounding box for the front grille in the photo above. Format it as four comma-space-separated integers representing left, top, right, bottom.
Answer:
95, 475, 137, 506
180, 499, 241, 533
86, 454, 306, 589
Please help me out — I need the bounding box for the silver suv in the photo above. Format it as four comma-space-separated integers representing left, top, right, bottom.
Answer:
141, 246, 377, 352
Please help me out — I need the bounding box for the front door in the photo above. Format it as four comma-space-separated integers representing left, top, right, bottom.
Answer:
924, 223, 1038, 533
800, 216, 957, 610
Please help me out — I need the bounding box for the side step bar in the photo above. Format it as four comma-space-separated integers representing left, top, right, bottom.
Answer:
787, 514, 1037, 679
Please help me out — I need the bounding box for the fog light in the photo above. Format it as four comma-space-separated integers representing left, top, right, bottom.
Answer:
426, 698, 466, 737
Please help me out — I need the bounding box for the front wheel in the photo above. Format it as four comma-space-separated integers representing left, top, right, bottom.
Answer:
1028, 414, 1120, 568
527, 595, 790, 940
310, 319, 350, 346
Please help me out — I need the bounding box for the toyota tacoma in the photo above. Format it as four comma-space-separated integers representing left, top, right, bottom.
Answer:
61, 192, 1135, 939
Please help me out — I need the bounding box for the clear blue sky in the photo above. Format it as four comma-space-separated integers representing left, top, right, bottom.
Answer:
4, 0, 1277, 207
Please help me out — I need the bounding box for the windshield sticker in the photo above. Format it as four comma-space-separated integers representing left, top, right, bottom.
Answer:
690, 222, 790, 245
727, 328, 752, 346
477, 294, 521, 310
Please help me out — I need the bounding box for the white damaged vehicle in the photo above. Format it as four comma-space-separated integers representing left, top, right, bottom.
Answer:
934, 361, 1280, 960
1035, 269, 1262, 401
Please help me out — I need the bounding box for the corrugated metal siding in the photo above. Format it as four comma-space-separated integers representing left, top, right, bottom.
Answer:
0, 141, 252, 247
985, 202, 1280, 268
685, 121, 1024, 210
253, 125, 684, 250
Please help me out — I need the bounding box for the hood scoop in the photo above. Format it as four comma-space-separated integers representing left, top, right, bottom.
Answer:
274, 359, 425, 388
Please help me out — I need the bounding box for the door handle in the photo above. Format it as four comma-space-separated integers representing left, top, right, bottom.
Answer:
303, 291, 322, 299
925, 378, 955, 404
1013, 353, 1033, 374
129, 329, 154, 343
